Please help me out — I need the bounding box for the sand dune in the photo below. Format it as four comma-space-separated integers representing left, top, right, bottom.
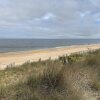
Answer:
0, 44, 100, 70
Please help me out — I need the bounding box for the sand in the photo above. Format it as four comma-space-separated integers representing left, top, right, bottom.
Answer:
0, 44, 100, 70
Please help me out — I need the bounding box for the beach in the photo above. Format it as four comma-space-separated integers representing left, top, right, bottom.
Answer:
0, 44, 100, 70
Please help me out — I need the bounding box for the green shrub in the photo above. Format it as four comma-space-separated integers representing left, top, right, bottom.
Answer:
85, 55, 100, 66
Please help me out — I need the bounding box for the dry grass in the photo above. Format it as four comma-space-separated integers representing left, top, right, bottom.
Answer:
0, 49, 100, 100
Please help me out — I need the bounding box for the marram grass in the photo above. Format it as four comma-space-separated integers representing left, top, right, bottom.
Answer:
0, 49, 100, 100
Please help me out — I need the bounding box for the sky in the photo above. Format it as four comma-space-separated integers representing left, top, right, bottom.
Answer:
0, 0, 100, 38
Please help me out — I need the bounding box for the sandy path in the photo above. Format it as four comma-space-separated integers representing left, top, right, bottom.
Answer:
0, 44, 100, 70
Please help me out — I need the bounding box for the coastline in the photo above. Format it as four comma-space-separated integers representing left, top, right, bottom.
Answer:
0, 43, 100, 70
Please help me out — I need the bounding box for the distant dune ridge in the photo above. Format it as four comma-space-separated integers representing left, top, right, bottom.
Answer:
0, 44, 100, 70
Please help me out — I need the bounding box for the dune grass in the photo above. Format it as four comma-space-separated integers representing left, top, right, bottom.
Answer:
0, 49, 100, 100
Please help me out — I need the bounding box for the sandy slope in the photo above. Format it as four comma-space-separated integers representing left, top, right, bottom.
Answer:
0, 44, 100, 70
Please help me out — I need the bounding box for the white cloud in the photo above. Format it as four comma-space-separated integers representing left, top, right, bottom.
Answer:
42, 13, 56, 20
34, 13, 56, 21
79, 11, 91, 18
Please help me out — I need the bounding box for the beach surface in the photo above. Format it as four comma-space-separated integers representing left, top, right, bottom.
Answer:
0, 44, 100, 70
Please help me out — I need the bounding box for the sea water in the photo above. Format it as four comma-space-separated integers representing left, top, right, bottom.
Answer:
0, 39, 100, 53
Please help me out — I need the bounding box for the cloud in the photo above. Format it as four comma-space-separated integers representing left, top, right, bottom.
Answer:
79, 11, 91, 18
89, 0, 100, 7
35, 13, 56, 21
0, 0, 100, 38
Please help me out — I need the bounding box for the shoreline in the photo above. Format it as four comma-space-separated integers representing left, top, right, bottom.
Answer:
0, 43, 100, 54
0, 43, 100, 70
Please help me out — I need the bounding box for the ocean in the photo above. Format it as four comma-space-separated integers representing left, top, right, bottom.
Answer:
0, 39, 100, 53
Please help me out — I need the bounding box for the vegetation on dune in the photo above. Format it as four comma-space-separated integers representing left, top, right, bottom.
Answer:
0, 49, 100, 100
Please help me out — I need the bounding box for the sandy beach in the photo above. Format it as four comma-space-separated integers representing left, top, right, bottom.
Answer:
0, 44, 100, 70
